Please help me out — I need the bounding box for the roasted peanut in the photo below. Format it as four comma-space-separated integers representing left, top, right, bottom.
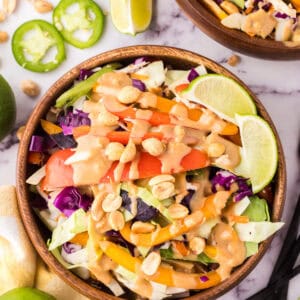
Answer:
227, 54, 240, 67
0, 31, 9, 43
168, 203, 189, 219
148, 174, 175, 186
120, 139, 136, 163
0, 11, 6, 23
220, 1, 239, 14
20, 80, 40, 97
174, 125, 185, 143
105, 142, 124, 161
16, 126, 25, 141
142, 138, 165, 156
207, 142, 226, 158
118, 86, 141, 104
33, 0, 53, 13
91, 192, 106, 221
141, 252, 161, 276
108, 210, 125, 231
152, 181, 175, 200
102, 194, 122, 212
131, 221, 155, 234
189, 237, 206, 254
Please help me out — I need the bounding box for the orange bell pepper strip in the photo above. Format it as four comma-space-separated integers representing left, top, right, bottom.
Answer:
120, 191, 230, 247
43, 148, 209, 189
106, 131, 163, 145
99, 240, 221, 289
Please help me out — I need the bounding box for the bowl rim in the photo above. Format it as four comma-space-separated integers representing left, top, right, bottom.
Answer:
176, 0, 300, 60
16, 45, 286, 300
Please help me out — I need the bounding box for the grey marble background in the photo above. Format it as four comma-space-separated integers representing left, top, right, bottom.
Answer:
0, 0, 299, 299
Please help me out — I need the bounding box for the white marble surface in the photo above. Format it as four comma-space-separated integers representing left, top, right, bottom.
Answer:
0, 0, 299, 299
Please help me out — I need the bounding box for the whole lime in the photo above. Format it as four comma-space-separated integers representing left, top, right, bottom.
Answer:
0, 287, 56, 300
0, 74, 16, 141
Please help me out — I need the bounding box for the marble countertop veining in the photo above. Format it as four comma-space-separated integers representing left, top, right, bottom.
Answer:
0, 0, 299, 299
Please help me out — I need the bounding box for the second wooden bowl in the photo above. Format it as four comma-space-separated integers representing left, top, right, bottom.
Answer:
177, 0, 300, 60
16, 45, 286, 300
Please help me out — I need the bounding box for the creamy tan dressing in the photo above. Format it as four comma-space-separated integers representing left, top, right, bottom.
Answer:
170, 103, 188, 119
131, 120, 150, 139
159, 142, 191, 173
136, 109, 153, 120
138, 92, 157, 108
95, 72, 132, 97
205, 133, 241, 170
189, 170, 212, 212
133, 277, 153, 299
210, 223, 246, 280
65, 135, 111, 185
101, 95, 128, 112
129, 153, 140, 180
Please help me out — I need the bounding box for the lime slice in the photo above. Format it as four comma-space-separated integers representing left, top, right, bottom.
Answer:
110, 0, 152, 35
234, 114, 278, 193
182, 74, 257, 123
0, 75, 16, 141
0, 287, 56, 300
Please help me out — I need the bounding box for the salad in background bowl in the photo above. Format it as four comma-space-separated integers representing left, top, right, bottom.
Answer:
17, 45, 286, 300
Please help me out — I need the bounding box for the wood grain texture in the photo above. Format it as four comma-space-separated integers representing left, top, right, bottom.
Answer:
176, 0, 300, 60
16, 45, 286, 300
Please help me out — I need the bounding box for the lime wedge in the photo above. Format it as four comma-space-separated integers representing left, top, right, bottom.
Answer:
110, 0, 152, 35
0, 75, 16, 141
234, 114, 278, 193
182, 74, 257, 123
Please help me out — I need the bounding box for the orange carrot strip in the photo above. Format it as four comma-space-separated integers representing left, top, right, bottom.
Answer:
41, 119, 62, 135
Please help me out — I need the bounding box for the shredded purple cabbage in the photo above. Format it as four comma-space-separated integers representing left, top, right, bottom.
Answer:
181, 189, 195, 213
58, 109, 91, 136
211, 170, 253, 201
200, 275, 209, 282
120, 189, 158, 221
30, 193, 48, 210
105, 230, 135, 256
62, 242, 82, 254
132, 79, 146, 92
134, 57, 150, 65
53, 187, 93, 217
274, 12, 289, 18
187, 68, 199, 82
29, 135, 44, 152
262, 3, 271, 11
78, 69, 94, 81
49, 133, 77, 149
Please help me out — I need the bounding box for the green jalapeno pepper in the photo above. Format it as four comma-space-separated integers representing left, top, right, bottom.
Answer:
53, 0, 105, 49
12, 20, 66, 73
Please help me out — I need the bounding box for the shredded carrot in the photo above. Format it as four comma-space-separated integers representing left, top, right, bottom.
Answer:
172, 241, 190, 257
131, 73, 149, 80
174, 83, 189, 93
72, 125, 90, 138
230, 215, 249, 224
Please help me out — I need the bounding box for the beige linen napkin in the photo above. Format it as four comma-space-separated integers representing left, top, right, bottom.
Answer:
0, 185, 88, 300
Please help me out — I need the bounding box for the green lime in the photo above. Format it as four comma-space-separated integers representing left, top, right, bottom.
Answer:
110, 0, 152, 35
0, 287, 56, 300
0, 75, 16, 141
234, 114, 278, 193
182, 74, 257, 123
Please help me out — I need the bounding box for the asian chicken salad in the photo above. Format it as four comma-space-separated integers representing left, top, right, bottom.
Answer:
26, 57, 283, 299
202, 0, 300, 42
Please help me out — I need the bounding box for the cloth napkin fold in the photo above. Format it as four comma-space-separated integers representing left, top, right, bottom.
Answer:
0, 185, 88, 300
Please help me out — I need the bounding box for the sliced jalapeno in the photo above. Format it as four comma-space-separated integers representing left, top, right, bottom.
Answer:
12, 20, 66, 73
53, 0, 105, 49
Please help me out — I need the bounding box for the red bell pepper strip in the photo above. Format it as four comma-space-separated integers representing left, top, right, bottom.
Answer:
42, 148, 209, 189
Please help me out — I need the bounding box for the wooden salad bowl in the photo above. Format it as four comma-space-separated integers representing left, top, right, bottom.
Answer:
16, 45, 286, 300
177, 0, 300, 60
